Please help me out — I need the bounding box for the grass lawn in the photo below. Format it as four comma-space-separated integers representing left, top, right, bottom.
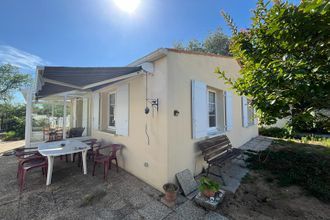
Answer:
247, 139, 330, 202
220, 138, 330, 220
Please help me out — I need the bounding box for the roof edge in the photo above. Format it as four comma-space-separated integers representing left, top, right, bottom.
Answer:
166, 48, 234, 59
128, 48, 168, 67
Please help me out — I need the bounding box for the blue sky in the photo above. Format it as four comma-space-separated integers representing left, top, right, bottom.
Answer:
0, 0, 299, 102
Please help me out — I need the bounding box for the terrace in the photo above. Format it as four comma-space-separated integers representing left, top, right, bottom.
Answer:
0, 154, 228, 220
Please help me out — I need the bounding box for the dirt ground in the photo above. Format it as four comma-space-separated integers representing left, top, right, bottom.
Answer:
219, 170, 330, 220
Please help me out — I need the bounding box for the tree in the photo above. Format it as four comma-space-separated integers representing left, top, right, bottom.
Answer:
174, 28, 231, 56
0, 64, 30, 102
218, 0, 330, 132
0, 103, 26, 139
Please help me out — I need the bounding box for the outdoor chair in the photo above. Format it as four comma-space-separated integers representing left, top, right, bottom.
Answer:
73, 138, 100, 167
18, 156, 48, 192
67, 127, 85, 138
14, 147, 41, 178
92, 144, 122, 180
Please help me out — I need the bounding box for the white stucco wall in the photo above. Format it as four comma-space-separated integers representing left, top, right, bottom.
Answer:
91, 57, 169, 191
165, 51, 259, 182
90, 50, 258, 190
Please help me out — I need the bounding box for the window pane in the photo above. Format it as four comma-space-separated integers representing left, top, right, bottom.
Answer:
208, 91, 217, 128
109, 116, 115, 127
209, 104, 215, 115
109, 93, 116, 127
109, 94, 115, 105
209, 92, 215, 103
209, 116, 216, 127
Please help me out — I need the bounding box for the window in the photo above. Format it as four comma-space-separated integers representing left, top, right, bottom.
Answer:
108, 92, 116, 129
247, 100, 255, 126
208, 90, 217, 130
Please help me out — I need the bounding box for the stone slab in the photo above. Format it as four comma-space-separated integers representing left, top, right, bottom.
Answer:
204, 211, 229, 220
175, 169, 198, 199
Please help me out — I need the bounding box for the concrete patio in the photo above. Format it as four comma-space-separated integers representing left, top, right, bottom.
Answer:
0, 154, 228, 220
0, 136, 272, 220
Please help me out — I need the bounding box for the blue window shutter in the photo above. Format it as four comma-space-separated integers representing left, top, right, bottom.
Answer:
225, 91, 233, 131
191, 80, 208, 139
116, 84, 129, 136
242, 96, 248, 127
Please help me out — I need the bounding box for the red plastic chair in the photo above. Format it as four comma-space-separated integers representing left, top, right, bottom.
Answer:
107, 144, 122, 172
14, 147, 41, 178
92, 144, 122, 180
74, 139, 99, 167
18, 156, 48, 192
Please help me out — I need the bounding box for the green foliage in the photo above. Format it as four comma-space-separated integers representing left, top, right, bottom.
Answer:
0, 103, 25, 140
246, 140, 330, 202
174, 28, 231, 56
219, 0, 330, 131
3, 131, 18, 141
259, 127, 290, 138
33, 103, 67, 117
300, 136, 330, 147
0, 64, 31, 102
198, 177, 220, 192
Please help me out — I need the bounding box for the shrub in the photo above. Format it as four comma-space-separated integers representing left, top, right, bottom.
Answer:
3, 131, 18, 141
259, 127, 290, 138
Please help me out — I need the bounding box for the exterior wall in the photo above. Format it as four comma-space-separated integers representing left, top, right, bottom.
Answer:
91, 57, 169, 191
166, 51, 258, 182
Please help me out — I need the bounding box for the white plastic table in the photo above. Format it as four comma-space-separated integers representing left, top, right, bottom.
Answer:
38, 140, 90, 185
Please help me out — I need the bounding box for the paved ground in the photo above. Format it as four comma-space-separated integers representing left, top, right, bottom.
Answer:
0, 140, 25, 154
0, 136, 272, 220
0, 155, 227, 220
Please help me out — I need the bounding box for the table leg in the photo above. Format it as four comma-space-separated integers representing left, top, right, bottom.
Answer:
82, 150, 87, 174
46, 156, 54, 186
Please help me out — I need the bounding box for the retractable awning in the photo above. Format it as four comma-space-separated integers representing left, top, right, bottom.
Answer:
36, 66, 143, 98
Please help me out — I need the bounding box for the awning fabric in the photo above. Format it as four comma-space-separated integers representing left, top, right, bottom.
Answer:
36, 66, 142, 98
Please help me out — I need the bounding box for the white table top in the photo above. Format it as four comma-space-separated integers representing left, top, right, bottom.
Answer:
38, 140, 90, 157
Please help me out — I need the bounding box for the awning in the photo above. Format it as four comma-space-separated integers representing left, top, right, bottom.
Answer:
36, 66, 143, 98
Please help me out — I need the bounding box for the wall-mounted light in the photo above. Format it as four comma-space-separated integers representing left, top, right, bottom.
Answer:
145, 98, 159, 115
174, 110, 180, 116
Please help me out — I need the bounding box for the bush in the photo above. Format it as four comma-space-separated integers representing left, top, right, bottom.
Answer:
259, 127, 290, 138
1, 116, 25, 140
3, 131, 18, 141
246, 140, 330, 203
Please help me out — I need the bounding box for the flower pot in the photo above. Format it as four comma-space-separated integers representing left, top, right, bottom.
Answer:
163, 183, 178, 203
202, 189, 216, 198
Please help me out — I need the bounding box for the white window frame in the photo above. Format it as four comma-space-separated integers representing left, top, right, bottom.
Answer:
207, 89, 217, 132
108, 92, 116, 130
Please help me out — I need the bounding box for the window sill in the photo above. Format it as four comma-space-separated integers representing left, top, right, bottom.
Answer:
207, 130, 225, 137
99, 129, 117, 136
245, 123, 256, 128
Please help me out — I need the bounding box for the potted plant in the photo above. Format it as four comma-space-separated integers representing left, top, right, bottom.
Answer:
198, 177, 220, 198
163, 183, 178, 203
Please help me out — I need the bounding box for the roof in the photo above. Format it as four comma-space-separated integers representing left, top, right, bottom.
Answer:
128, 48, 234, 66
43, 66, 142, 87
36, 66, 143, 98
35, 48, 237, 98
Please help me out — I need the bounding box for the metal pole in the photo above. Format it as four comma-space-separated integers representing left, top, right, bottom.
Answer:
63, 94, 67, 139
24, 88, 32, 148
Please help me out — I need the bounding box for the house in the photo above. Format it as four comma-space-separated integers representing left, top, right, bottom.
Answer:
25, 48, 258, 191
